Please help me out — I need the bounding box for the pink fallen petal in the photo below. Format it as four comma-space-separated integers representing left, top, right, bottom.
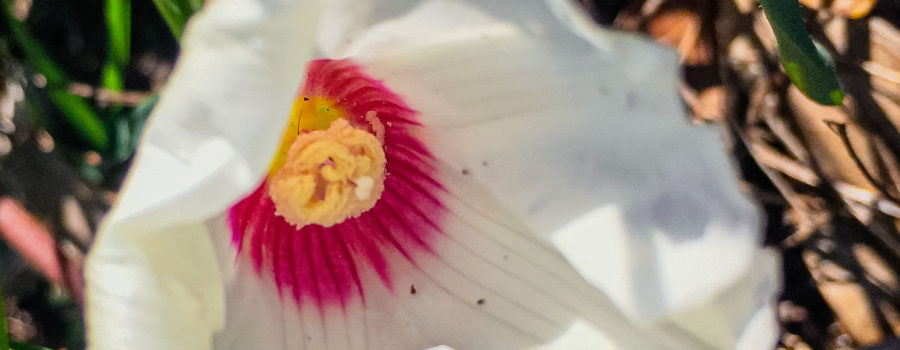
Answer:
0, 197, 64, 285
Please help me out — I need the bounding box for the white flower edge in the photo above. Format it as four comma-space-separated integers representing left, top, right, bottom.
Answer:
85, 0, 319, 349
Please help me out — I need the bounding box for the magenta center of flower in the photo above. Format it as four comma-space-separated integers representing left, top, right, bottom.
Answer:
229, 59, 446, 310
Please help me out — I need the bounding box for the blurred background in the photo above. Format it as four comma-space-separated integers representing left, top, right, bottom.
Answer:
1, 1, 181, 348
1, 0, 900, 349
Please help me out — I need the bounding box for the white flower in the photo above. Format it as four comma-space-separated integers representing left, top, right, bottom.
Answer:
84, 0, 780, 349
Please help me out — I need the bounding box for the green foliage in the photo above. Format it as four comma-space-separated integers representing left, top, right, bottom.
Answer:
0, 1, 174, 348
47, 91, 111, 152
103, 0, 130, 94
759, 0, 844, 106
113, 94, 157, 163
3, 1, 110, 151
3, 0, 169, 184
105, 0, 131, 69
151, 0, 202, 40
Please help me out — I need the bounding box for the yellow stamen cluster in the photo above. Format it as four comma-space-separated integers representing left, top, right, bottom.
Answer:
269, 118, 386, 228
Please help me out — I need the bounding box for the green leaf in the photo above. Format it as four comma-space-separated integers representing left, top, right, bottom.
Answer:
759, 0, 844, 106
185, 0, 203, 13
127, 94, 157, 150
49, 91, 110, 151
151, 0, 201, 41
106, 94, 157, 164
104, 0, 131, 92
4, 9, 66, 89
3, 0, 109, 151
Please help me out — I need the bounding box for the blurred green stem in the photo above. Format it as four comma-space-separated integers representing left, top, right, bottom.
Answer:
103, 0, 131, 93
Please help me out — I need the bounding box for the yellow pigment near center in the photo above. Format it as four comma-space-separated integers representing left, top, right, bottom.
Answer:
267, 96, 386, 228
269, 96, 343, 174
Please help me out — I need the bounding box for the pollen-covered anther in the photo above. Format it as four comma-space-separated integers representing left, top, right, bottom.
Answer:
268, 118, 386, 228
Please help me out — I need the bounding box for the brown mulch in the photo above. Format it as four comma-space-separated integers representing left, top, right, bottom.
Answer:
610, 0, 900, 348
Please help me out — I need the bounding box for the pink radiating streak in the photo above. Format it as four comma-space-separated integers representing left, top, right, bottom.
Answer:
229, 59, 446, 310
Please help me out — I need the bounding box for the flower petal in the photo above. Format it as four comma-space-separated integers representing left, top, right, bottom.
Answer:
212, 2, 775, 349
210, 165, 709, 349
344, 0, 776, 345
215, 57, 675, 349
87, 223, 223, 349
85, 0, 319, 348
663, 250, 780, 350
109, 0, 319, 229
318, 0, 594, 58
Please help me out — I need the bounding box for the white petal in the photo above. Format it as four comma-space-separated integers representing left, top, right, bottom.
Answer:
334, 0, 519, 58
210, 165, 712, 350
348, 0, 777, 346
662, 250, 780, 350
85, 0, 319, 349
319, 0, 597, 58
110, 0, 318, 230
86, 223, 223, 350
